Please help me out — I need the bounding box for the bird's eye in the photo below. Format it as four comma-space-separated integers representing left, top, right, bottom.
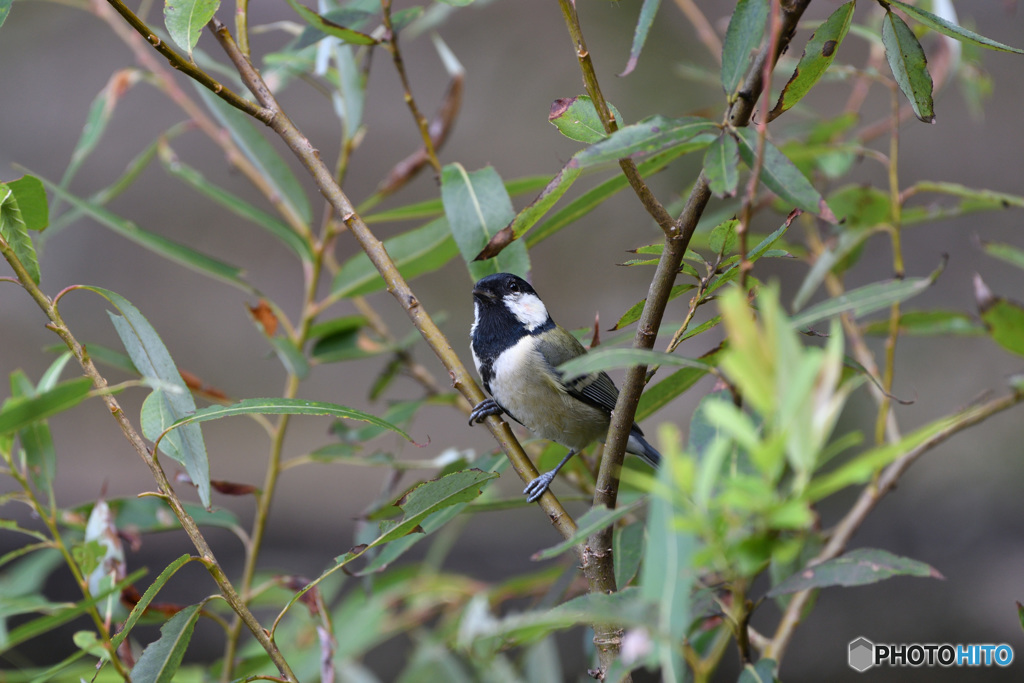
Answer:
508, 280, 519, 292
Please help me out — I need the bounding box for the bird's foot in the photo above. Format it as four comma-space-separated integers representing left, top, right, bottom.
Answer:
524, 471, 557, 503
469, 398, 503, 425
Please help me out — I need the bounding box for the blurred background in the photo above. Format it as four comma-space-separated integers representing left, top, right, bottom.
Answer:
2, 0, 1024, 679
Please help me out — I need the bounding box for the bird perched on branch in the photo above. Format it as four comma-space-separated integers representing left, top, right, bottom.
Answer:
468, 272, 661, 502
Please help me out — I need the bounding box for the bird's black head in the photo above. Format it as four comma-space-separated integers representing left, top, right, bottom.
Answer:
473, 272, 536, 304
471, 273, 554, 368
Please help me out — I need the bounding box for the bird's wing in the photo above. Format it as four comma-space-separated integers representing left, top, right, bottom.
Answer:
540, 326, 621, 416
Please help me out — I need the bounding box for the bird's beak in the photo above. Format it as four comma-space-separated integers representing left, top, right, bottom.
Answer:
472, 287, 497, 302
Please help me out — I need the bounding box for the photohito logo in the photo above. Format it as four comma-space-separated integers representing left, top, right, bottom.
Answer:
848, 636, 1014, 672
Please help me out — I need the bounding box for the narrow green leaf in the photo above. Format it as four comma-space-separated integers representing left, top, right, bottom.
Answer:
477, 162, 582, 259
38, 351, 74, 392
159, 152, 312, 263
738, 659, 778, 683
3, 569, 146, 652
47, 125, 185, 240
620, 0, 661, 77
768, 548, 941, 596
573, 116, 717, 169
803, 404, 982, 501
709, 218, 739, 255
882, 10, 935, 123
164, 0, 220, 58
792, 227, 879, 311
790, 273, 936, 330
704, 133, 739, 198
357, 455, 506, 574
113, 555, 195, 648
66, 498, 237, 538
902, 182, 1024, 226
613, 521, 645, 589
363, 175, 550, 223
0, 184, 40, 284
641, 440, 692, 668
141, 389, 188, 466
373, 469, 497, 546
130, 603, 201, 683
735, 128, 836, 221
548, 95, 622, 143
0, 378, 93, 435
163, 397, 412, 442
291, 8, 375, 50
636, 363, 713, 422
885, 0, 1024, 54
976, 276, 1024, 357
979, 240, 1024, 272
0, 521, 50, 544
58, 71, 142, 205
82, 287, 211, 508
441, 164, 529, 280
0, 549, 63, 598
282, 0, 377, 44
39, 177, 251, 292
309, 316, 375, 364
770, 2, 854, 119
0, 0, 11, 29
861, 310, 983, 337
331, 217, 457, 298
526, 146, 692, 248
6, 176, 48, 232
558, 348, 710, 382
331, 42, 365, 141
613, 284, 695, 330
721, 0, 769, 96
195, 86, 312, 226
532, 500, 645, 561
268, 336, 310, 379
18, 416, 56, 499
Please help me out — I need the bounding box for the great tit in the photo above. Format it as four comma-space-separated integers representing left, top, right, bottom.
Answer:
468, 272, 661, 502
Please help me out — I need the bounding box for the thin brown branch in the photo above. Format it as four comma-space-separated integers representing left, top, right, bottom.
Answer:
101, 0, 267, 123
555, 0, 678, 236
380, 0, 441, 174
765, 391, 1024, 662
96, 0, 312, 237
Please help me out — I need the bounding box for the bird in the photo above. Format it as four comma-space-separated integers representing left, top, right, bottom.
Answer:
468, 272, 661, 502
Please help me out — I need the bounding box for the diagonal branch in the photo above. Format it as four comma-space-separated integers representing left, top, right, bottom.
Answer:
102, 0, 270, 123
204, 19, 581, 545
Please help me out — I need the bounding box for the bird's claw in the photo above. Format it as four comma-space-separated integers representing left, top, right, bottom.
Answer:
524, 471, 556, 503
469, 398, 503, 425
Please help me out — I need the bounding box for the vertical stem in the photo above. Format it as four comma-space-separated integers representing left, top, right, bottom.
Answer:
875, 84, 904, 444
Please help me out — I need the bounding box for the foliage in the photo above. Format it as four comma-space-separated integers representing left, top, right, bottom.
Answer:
1, 0, 1023, 682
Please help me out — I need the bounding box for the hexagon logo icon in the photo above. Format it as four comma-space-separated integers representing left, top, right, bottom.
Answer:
849, 637, 875, 672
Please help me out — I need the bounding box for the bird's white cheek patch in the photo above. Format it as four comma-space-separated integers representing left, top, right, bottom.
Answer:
506, 293, 549, 331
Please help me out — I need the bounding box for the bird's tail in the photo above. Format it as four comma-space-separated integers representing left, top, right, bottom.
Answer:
626, 428, 661, 469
